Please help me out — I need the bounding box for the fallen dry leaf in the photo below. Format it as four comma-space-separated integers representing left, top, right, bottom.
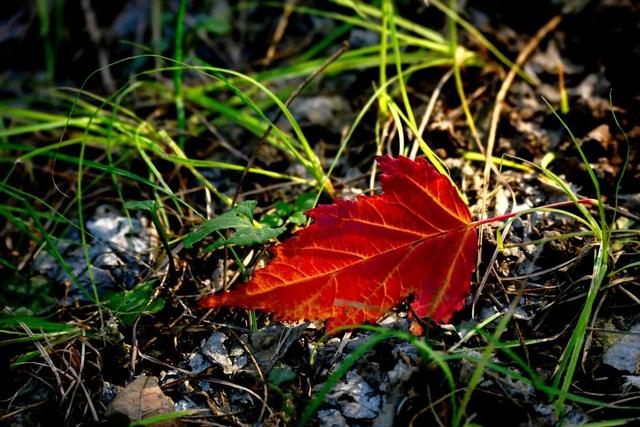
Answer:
106, 375, 180, 427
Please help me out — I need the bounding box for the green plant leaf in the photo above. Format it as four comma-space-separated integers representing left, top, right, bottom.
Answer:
295, 192, 317, 211
268, 366, 296, 387
275, 201, 294, 217
0, 314, 79, 333
289, 210, 307, 225
184, 200, 284, 250
260, 213, 284, 228
105, 281, 164, 325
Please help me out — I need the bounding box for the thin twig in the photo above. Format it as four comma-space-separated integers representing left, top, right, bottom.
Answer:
481, 15, 562, 213
475, 18, 562, 301
79, 0, 116, 92
409, 69, 453, 160
261, 0, 297, 67
226, 328, 270, 422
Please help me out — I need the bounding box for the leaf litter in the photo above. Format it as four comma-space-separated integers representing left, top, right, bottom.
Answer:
106, 375, 179, 427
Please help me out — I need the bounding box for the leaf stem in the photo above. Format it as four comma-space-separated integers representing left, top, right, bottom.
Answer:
471, 198, 597, 228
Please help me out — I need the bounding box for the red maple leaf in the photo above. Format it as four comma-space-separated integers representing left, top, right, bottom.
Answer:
200, 156, 478, 331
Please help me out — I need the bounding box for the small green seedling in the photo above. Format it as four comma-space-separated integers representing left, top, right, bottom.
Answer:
261, 192, 317, 227
267, 366, 297, 421
104, 281, 165, 326
268, 366, 297, 387
184, 200, 285, 252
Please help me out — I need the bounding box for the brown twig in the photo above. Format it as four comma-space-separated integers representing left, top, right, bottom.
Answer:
482, 15, 563, 192
261, 0, 298, 67
225, 328, 270, 422
79, 0, 116, 92
473, 15, 563, 317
